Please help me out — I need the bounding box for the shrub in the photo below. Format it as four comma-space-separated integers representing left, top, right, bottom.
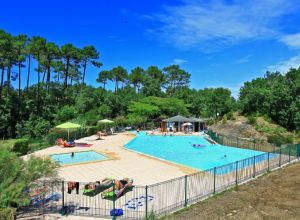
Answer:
12, 139, 29, 155
226, 112, 234, 120
267, 134, 293, 146
248, 115, 257, 125
222, 116, 227, 124
54, 105, 77, 123
0, 208, 16, 220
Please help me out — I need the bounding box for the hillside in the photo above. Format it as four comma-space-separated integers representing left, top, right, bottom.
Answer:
209, 113, 298, 144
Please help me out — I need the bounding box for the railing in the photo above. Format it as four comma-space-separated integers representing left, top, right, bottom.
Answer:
18, 144, 300, 219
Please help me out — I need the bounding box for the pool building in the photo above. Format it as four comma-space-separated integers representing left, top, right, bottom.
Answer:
161, 115, 207, 132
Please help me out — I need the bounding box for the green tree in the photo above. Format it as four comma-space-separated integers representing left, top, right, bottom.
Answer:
129, 67, 144, 93
142, 66, 165, 96
61, 43, 78, 88
110, 66, 128, 92
30, 36, 46, 111
97, 70, 111, 90
81, 45, 102, 84
13, 34, 28, 98
163, 65, 191, 95
0, 149, 57, 208
43, 42, 60, 92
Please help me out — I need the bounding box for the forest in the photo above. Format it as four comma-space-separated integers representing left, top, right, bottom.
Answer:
0, 29, 299, 144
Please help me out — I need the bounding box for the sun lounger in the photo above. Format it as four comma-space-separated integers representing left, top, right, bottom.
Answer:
83, 178, 114, 196
101, 178, 134, 199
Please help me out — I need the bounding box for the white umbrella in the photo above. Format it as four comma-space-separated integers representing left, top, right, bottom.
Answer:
98, 119, 114, 131
183, 122, 192, 126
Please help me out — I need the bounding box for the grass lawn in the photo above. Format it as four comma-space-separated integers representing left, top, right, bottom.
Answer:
163, 162, 300, 220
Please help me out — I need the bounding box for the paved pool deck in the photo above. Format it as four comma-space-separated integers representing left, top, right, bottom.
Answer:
29, 132, 199, 185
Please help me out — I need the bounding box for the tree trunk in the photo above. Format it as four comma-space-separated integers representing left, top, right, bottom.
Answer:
18, 62, 21, 98
7, 66, 11, 87
64, 57, 70, 88
115, 78, 118, 92
27, 55, 31, 89
42, 70, 46, 83
103, 81, 106, 90
37, 62, 40, 114
0, 67, 4, 99
46, 59, 51, 93
82, 60, 87, 84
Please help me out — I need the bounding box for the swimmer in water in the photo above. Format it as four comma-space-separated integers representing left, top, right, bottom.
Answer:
71, 152, 74, 158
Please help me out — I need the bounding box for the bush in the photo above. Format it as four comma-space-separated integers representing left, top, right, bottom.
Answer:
54, 105, 77, 123
222, 116, 227, 124
0, 208, 16, 220
248, 115, 257, 125
267, 134, 293, 146
12, 139, 29, 155
226, 112, 234, 120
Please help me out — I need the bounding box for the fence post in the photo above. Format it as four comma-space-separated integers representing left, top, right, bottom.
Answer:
253, 139, 256, 150
213, 167, 216, 193
235, 161, 238, 185
42, 180, 45, 215
267, 152, 270, 171
289, 145, 291, 162
62, 181, 65, 208
236, 137, 238, 147
252, 156, 256, 178
112, 180, 116, 220
145, 185, 148, 218
279, 148, 282, 167
184, 175, 188, 206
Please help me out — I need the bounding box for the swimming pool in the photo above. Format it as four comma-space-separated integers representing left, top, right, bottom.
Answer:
50, 151, 107, 165
125, 135, 267, 172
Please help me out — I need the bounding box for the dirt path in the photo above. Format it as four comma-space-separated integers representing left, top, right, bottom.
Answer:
164, 162, 300, 220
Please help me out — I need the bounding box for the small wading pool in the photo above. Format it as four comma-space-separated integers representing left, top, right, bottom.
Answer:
50, 151, 107, 165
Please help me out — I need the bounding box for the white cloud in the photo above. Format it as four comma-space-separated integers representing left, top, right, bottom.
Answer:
266, 55, 300, 73
147, 0, 299, 51
235, 54, 252, 64
172, 58, 188, 65
280, 33, 300, 49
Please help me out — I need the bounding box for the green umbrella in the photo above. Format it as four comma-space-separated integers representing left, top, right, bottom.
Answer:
56, 122, 81, 140
98, 119, 114, 131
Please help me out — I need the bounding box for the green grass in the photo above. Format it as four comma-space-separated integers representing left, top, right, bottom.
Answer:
0, 139, 17, 150
0, 138, 51, 153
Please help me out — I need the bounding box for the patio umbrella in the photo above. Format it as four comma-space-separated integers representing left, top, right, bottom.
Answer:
98, 119, 114, 130
56, 122, 81, 140
183, 122, 192, 126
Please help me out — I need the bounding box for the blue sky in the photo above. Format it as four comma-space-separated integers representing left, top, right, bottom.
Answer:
2, 0, 300, 97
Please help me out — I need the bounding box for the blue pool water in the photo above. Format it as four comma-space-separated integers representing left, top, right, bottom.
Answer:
125, 135, 267, 172
51, 151, 107, 165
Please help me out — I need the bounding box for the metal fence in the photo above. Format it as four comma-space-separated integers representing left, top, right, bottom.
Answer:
207, 129, 281, 152
19, 144, 300, 219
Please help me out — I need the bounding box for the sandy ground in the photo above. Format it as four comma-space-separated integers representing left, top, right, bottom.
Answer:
28, 133, 197, 185
164, 162, 300, 220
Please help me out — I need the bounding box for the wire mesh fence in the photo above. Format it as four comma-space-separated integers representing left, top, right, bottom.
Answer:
207, 130, 279, 152
19, 144, 300, 219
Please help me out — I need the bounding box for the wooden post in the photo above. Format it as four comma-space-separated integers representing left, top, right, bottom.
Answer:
213, 167, 216, 193
184, 175, 188, 206
235, 161, 238, 185
252, 156, 256, 178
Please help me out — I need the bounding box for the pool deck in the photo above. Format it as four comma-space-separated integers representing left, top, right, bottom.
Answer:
28, 132, 199, 185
